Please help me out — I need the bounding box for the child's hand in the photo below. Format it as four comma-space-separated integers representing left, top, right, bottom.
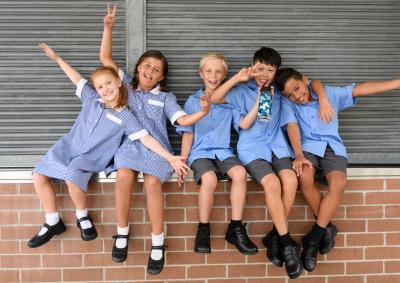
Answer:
292, 155, 313, 177
234, 67, 253, 83
200, 91, 211, 114
169, 156, 190, 186
39, 43, 59, 62
104, 4, 117, 28
318, 97, 336, 123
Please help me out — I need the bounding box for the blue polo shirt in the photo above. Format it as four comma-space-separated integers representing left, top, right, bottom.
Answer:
281, 84, 357, 159
176, 89, 243, 166
225, 80, 293, 165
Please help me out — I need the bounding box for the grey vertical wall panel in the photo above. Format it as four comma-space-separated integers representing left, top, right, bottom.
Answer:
145, 0, 400, 164
0, 0, 125, 167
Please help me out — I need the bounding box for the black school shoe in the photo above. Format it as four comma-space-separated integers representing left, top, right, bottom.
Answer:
301, 236, 319, 272
147, 245, 165, 275
76, 215, 97, 241
262, 229, 284, 267
28, 219, 67, 248
282, 241, 303, 279
194, 225, 211, 253
112, 234, 129, 262
319, 224, 338, 254
225, 223, 258, 255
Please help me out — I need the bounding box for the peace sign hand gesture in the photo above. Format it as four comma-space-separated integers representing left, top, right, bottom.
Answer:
104, 4, 117, 28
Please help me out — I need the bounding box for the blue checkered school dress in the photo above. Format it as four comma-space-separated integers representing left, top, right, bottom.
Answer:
105, 69, 187, 182
33, 79, 148, 191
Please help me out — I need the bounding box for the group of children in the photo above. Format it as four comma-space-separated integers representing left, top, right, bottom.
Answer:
28, 4, 400, 279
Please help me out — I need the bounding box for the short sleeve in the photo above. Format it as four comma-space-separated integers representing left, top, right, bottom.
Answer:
231, 106, 245, 132
176, 96, 196, 134
75, 78, 98, 103
325, 84, 357, 112
124, 111, 149, 141
225, 85, 246, 111
164, 92, 187, 125
280, 97, 298, 128
118, 69, 133, 89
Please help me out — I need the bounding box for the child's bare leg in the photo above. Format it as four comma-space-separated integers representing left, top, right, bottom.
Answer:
144, 175, 164, 235
226, 165, 247, 221
32, 173, 57, 213
298, 166, 321, 216
66, 181, 87, 210
316, 171, 346, 228
115, 168, 137, 227
261, 173, 287, 234
278, 169, 298, 218
198, 171, 218, 223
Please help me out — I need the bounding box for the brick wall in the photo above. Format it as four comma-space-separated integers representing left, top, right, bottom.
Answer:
0, 177, 400, 283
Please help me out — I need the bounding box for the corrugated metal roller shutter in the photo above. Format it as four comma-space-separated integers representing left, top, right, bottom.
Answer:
0, 0, 126, 168
146, 0, 400, 165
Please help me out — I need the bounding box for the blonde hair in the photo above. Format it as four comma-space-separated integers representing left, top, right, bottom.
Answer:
199, 52, 228, 75
90, 66, 128, 111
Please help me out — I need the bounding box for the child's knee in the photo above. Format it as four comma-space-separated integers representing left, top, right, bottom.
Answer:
261, 174, 281, 196
32, 172, 48, 186
279, 170, 298, 190
200, 171, 218, 189
328, 176, 347, 194
228, 166, 247, 182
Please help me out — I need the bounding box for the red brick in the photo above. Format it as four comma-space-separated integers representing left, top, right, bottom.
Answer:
366, 192, 400, 205
144, 266, 186, 280
206, 251, 246, 264
0, 211, 18, 225
311, 262, 345, 275
245, 192, 267, 206
188, 265, 226, 278
366, 247, 400, 259
42, 254, 82, 267
124, 253, 150, 266
87, 182, 103, 194
1, 226, 40, 240
387, 233, 400, 245
334, 220, 366, 232
367, 275, 400, 283
21, 239, 61, 254
21, 269, 61, 282
0, 195, 39, 210
63, 268, 102, 281
247, 249, 270, 263
56, 195, 75, 208
84, 253, 124, 267
166, 194, 197, 207
287, 206, 306, 220
347, 261, 383, 274
1, 255, 40, 268
19, 211, 44, 225
347, 205, 383, 218
347, 233, 384, 246
385, 260, 400, 273
248, 279, 286, 283
163, 181, 183, 193
242, 207, 266, 221
228, 264, 266, 278
387, 179, 400, 190
87, 194, 115, 208
63, 239, 104, 253
186, 207, 227, 222
0, 183, 17, 194
163, 208, 185, 222
0, 270, 19, 283
167, 223, 197, 236
105, 267, 145, 281
327, 277, 364, 283
165, 237, 186, 251
19, 183, 37, 194
290, 278, 326, 283
166, 251, 205, 264
102, 208, 144, 223
368, 219, 400, 232
246, 181, 263, 192
341, 192, 364, 205
210, 280, 247, 283
327, 247, 363, 260
0, 241, 19, 254
346, 179, 383, 190
385, 205, 400, 218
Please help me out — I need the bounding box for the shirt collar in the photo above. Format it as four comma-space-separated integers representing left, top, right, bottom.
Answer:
96, 98, 125, 112
137, 84, 161, 95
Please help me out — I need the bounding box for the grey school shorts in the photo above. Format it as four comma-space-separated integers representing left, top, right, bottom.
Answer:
191, 156, 243, 185
245, 156, 293, 185
303, 147, 348, 177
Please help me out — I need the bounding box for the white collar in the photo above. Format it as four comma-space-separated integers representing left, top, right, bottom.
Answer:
96, 98, 125, 112
137, 85, 161, 95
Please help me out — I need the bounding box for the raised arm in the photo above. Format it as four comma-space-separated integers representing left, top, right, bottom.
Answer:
311, 79, 336, 123
352, 79, 400, 97
286, 123, 313, 176
100, 4, 119, 71
39, 43, 81, 86
176, 91, 211, 126
238, 84, 267, 129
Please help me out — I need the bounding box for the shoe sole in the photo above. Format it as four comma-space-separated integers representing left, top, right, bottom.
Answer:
319, 228, 338, 254
225, 236, 258, 255
194, 248, 211, 254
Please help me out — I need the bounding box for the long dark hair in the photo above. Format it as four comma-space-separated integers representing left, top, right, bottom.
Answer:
131, 50, 170, 92
91, 66, 128, 110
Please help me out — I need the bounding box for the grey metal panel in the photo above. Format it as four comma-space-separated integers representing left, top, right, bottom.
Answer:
0, 0, 126, 167
145, 0, 400, 164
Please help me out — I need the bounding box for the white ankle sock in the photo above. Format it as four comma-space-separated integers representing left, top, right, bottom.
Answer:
115, 226, 129, 249
151, 232, 164, 260
76, 208, 92, 229
38, 212, 60, 236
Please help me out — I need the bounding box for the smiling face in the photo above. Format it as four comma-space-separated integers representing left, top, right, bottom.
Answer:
282, 77, 311, 105
253, 62, 277, 87
92, 72, 122, 107
199, 57, 227, 92
137, 57, 165, 91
